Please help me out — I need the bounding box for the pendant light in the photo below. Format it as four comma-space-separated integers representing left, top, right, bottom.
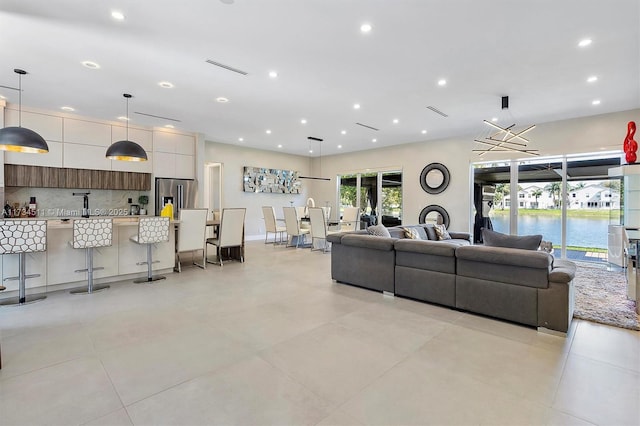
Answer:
300, 136, 330, 181
0, 69, 49, 153
106, 93, 148, 161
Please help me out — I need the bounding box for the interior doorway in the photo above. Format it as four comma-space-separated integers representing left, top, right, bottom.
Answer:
204, 162, 223, 237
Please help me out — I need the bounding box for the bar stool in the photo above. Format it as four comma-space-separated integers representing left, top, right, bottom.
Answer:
69, 218, 113, 294
130, 216, 170, 283
0, 219, 47, 306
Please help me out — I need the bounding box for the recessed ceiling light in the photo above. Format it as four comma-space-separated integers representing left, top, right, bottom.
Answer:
360, 23, 372, 33
117, 116, 130, 121
266, 129, 272, 134
437, 79, 447, 86
300, 119, 307, 124
82, 61, 100, 69
216, 97, 229, 103
341, 130, 347, 135
0, 95, 6, 100
61, 106, 75, 112
421, 130, 427, 134
220, 0, 235, 4
393, 118, 399, 124
372, 138, 377, 143
238, 137, 244, 142
269, 71, 278, 78
338, 145, 342, 149
491, 117, 499, 122
587, 75, 598, 83
353, 103, 361, 109
159, 81, 174, 88
309, 149, 313, 153
164, 124, 175, 128
277, 144, 282, 148
592, 99, 601, 105
111, 10, 125, 21
578, 38, 592, 47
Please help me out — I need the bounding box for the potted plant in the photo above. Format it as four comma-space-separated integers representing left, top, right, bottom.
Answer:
138, 195, 149, 215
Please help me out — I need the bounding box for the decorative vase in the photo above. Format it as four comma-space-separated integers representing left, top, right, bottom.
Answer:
624, 121, 637, 164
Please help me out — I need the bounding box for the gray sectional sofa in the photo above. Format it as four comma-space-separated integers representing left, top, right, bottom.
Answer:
327, 225, 576, 333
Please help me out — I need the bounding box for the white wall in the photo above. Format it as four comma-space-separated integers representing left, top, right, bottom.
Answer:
204, 142, 311, 239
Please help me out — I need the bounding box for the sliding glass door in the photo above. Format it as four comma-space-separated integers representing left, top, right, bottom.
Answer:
338, 169, 403, 228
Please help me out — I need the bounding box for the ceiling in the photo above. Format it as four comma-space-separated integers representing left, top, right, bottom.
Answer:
1, 0, 639, 157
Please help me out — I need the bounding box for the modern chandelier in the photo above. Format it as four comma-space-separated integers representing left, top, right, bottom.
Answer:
473, 96, 538, 156
105, 93, 148, 161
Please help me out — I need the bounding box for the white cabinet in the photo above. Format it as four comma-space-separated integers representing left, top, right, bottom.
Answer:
63, 118, 111, 147
5, 141, 64, 167
175, 154, 195, 179
5, 109, 63, 141
46, 227, 119, 286
64, 143, 113, 171
153, 151, 176, 178
152, 130, 195, 179
117, 224, 175, 275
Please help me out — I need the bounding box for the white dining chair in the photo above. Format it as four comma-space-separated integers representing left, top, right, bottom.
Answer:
283, 206, 310, 248
309, 207, 340, 253
340, 206, 360, 231
206, 208, 246, 266
262, 206, 286, 245
175, 208, 208, 272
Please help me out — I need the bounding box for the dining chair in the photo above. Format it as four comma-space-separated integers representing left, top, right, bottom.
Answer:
309, 207, 340, 253
175, 208, 208, 272
340, 206, 360, 231
206, 208, 246, 266
262, 206, 286, 245
283, 206, 310, 248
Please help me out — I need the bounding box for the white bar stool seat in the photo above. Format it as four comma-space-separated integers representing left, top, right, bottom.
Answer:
69, 218, 113, 294
130, 216, 170, 283
0, 219, 47, 306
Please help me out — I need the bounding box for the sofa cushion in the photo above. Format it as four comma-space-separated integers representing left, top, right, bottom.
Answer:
482, 228, 542, 250
341, 234, 396, 251
401, 225, 428, 240
367, 224, 391, 237
423, 224, 438, 241
434, 224, 452, 240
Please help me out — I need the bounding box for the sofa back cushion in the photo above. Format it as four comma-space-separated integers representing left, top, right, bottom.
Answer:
482, 228, 542, 250
367, 224, 391, 237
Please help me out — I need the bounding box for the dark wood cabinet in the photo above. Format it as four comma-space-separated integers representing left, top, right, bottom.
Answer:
4, 165, 151, 190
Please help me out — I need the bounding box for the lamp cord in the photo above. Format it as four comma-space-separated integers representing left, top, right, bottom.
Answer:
18, 72, 22, 127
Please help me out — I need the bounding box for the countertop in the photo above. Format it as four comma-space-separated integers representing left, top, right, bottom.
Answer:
2, 216, 174, 229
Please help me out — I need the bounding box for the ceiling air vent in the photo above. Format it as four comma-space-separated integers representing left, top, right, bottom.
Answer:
205, 59, 248, 76
355, 122, 380, 131
426, 105, 449, 117
134, 111, 182, 122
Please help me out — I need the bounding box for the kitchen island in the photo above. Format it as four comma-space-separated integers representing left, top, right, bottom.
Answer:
0, 216, 175, 298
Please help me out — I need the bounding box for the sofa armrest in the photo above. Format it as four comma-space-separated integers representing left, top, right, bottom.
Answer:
548, 259, 577, 284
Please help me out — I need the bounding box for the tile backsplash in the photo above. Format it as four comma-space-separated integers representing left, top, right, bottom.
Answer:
4, 187, 150, 217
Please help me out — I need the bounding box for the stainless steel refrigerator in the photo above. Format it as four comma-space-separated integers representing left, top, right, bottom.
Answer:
155, 178, 197, 219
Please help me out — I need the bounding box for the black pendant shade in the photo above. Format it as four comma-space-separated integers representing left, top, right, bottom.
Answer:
0, 126, 49, 153
0, 68, 49, 154
105, 140, 148, 161
106, 93, 148, 162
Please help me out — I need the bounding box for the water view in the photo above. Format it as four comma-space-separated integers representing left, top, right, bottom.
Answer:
490, 214, 611, 249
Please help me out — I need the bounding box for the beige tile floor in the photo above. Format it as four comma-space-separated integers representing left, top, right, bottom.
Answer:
0, 240, 639, 426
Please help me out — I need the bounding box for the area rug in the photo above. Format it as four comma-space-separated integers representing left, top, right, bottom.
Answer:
573, 262, 639, 331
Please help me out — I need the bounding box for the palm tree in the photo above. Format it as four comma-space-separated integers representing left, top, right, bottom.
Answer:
544, 182, 562, 208
531, 188, 543, 208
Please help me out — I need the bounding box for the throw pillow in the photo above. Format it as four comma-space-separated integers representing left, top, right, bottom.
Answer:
423, 224, 438, 240
481, 228, 542, 250
402, 227, 423, 240
367, 224, 391, 237
434, 224, 452, 240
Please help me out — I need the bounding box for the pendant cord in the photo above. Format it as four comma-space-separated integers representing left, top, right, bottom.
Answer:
126, 97, 129, 140
18, 73, 22, 127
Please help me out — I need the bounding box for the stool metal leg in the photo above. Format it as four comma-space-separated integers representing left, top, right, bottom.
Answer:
134, 243, 166, 283
0, 253, 47, 306
70, 247, 110, 294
